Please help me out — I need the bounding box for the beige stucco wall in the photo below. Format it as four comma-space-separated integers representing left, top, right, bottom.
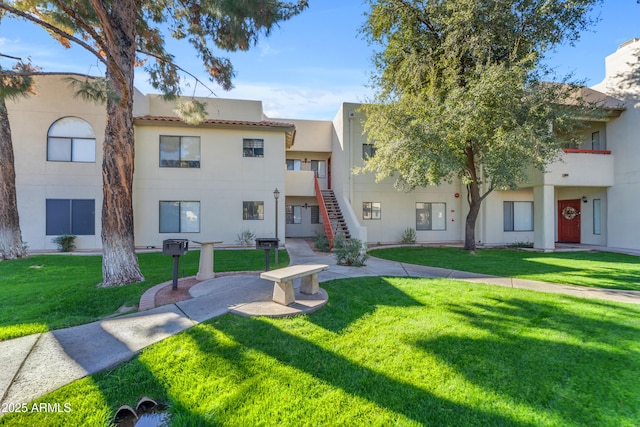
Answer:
529, 151, 615, 187
332, 103, 467, 244
8, 76, 105, 250
482, 189, 535, 246
9, 38, 640, 253
591, 39, 640, 250
143, 94, 265, 122
286, 170, 316, 196
133, 122, 287, 248
283, 196, 324, 238
282, 119, 333, 152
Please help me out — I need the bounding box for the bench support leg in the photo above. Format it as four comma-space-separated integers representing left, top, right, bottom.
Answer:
300, 274, 319, 295
272, 280, 295, 305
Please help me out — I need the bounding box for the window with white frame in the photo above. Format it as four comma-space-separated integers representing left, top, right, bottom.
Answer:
46, 199, 95, 235
286, 205, 302, 224
416, 202, 446, 230
47, 117, 96, 162
159, 201, 200, 233
243, 201, 264, 220
503, 201, 533, 231
159, 136, 200, 168
593, 199, 601, 235
243, 139, 264, 157
286, 159, 302, 170
363, 202, 381, 220
310, 160, 326, 178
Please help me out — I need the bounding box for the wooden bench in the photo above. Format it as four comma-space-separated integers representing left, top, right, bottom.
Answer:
260, 264, 329, 306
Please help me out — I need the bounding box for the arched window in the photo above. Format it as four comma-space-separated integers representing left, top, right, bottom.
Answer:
47, 117, 96, 162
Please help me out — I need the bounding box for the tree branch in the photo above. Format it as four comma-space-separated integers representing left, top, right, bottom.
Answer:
52, 0, 110, 61
0, 2, 106, 67
137, 49, 218, 97
85, 0, 129, 103
0, 53, 23, 61
394, 0, 440, 40
0, 71, 98, 78
85, 0, 116, 50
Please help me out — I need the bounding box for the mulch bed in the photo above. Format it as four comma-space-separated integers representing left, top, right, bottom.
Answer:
154, 278, 200, 306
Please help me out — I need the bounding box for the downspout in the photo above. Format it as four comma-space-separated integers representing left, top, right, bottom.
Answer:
348, 111, 354, 203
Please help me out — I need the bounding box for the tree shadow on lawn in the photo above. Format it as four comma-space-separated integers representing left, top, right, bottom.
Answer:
416, 297, 640, 426
308, 276, 426, 333
213, 315, 527, 426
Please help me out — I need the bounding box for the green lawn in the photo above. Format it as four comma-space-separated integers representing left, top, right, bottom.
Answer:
2, 277, 639, 426
0, 249, 289, 341
371, 247, 640, 290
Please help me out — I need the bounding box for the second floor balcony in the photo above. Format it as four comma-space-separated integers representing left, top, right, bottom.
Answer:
529, 149, 614, 187
286, 170, 317, 196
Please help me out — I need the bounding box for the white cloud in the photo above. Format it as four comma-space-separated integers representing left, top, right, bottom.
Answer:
209, 81, 372, 120
258, 42, 280, 58
133, 69, 372, 121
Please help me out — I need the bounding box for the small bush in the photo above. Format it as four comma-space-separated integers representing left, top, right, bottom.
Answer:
401, 227, 417, 244
333, 234, 368, 266
235, 229, 256, 247
314, 232, 331, 252
52, 234, 76, 252
507, 241, 534, 248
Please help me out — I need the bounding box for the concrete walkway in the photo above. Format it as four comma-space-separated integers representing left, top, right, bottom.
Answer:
1, 239, 639, 412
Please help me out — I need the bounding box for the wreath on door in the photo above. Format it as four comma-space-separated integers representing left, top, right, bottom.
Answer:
562, 206, 578, 220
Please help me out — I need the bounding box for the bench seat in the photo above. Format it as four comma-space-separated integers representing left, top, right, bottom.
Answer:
260, 264, 329, 306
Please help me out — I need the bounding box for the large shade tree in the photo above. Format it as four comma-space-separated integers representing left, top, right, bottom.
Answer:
360, 0, 602, 251
0, 0, 308, 285
0, 57, 35, 260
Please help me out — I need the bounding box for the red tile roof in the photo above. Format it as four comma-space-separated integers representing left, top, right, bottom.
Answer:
134, 115, 295, 130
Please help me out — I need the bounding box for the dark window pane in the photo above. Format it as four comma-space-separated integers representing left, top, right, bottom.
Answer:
416, 202, 431, 230
46, 199, 71, 235
243, 201, 264, 220
159, 136, 181, 167
363, 144, 376, 159
591, 131, 601, 150
504, 202, 514, 231
71, 200, 95, 235
311, 205, 320, 224
47, 138, 72, 161
243, 139, 264, 157
363, 202, 372, 220
159, 201, 180, 232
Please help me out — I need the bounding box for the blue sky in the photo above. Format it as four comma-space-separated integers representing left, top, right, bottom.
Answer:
1, 1, 639, 120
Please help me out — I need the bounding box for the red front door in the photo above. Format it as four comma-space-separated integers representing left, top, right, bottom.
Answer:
558, 199, 581, 243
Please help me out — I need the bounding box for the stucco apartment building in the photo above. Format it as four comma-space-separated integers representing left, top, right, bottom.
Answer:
7, 39, 640, 253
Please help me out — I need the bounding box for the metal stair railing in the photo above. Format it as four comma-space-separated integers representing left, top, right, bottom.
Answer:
314, 175, 335, 248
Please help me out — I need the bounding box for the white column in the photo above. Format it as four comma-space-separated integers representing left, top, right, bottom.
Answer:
533, 185, 555, 251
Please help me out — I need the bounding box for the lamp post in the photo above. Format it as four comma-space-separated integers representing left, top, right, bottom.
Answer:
274, 188, 280, 265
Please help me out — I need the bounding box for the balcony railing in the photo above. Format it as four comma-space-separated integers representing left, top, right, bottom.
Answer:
562, 148, 611, 155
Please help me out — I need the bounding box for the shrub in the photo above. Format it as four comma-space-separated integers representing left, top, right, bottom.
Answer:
333, 234, 368, 266
52, 234, 76, 252
401, 227, 417, 244
314, 232, 331, 252
235, 229, 256, 247
507, 241, 534, 248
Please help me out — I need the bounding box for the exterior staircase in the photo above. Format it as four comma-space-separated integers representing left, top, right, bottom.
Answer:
320, 190, 351, 239
314, 176, 350, 248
